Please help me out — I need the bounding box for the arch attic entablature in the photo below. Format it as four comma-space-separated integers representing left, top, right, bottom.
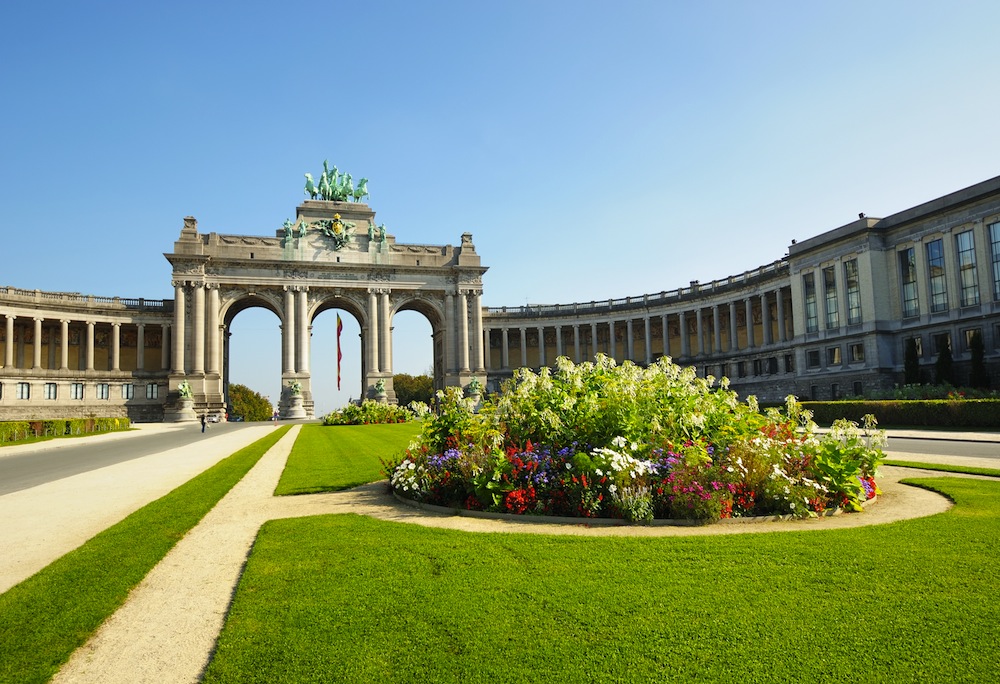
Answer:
162, 201, 488, 419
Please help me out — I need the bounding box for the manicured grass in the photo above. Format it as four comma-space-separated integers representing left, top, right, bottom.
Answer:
0, 425, 290, 684
274, 422, 421, 495
884, 459, 1000, 478
204, 477, 1000, 683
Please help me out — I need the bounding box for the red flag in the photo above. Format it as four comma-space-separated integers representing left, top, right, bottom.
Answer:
336, 314, 343, 390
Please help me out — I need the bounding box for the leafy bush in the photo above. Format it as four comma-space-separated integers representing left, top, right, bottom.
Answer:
802, 399, 1000, 428
323, 400, 411, 426
388, 356, 885, 522
229, 383, 273, 422
393, 373, 434, 406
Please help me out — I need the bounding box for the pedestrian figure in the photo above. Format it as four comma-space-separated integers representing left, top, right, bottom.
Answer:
200, 414, 207, 433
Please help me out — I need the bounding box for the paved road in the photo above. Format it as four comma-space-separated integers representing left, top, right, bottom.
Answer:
886, 436, 999, 461
0, 422, 274, 496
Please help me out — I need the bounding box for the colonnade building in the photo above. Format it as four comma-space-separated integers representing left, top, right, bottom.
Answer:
2, 176, 999, 421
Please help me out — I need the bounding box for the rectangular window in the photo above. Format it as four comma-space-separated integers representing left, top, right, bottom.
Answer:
933, 332, 951, 355
853, 381, 863, 397
784, 354, 794, 373
907, 336, 923, 358
803, 272, 818, 333
753, 359, 763, 376
831, 383, 840, 400
122, 383, 134, 400
963, 327, 982, 352
823, 266, 839, 329
899, 247, 919, 317
17, 382, 30, 400
990, 221, 1000, 301
44, 382, 58, 400
844, 259, 862, 325
146, 383, 159, 400
737, 361, 747, 378
71, 382, 84, 400
926, 239, 948, 313
807, 350, 821, 368
827, 346, 842, 366
767, 357, 778, 374
97, 383, 110, 400
955, 230, 980, 307
849, 343, 865, 363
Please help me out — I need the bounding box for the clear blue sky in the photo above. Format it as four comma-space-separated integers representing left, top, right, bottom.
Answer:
3, 1, 999, 414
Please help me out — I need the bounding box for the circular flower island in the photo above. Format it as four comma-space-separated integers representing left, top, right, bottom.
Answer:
386, 356, 883, 524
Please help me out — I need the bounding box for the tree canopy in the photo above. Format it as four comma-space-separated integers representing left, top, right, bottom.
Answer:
393, 373, 433, 406
229, 383, 273, 421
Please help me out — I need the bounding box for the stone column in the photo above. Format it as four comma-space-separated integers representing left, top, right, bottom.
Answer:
111, 322, 121, 371
661, 313, 669, 358
556, 325, 564, 358
537, 325, 546, 367
444, 293, 455, 373
471, 291, 484, 372
590, 322, 598, 357
501, 328, 509, 369
33, 317, 43, 369
85, 320, 95, 371
644, 317, 652, 364
679, 311, 690, 357
626, 319, 634, 361
745, 298, 755, 349
206, 287, 220, 374
368, 289, 380, 374
379, 291, 391, 374
696, 309, 704, 356
3, 315, 13, 367
729, 302, 738, 351
483, 326, 491, 371
192, 284, 205, 374
458, 292, 470, 372
761, 292, 772, 346
282, 287, 296, 375
573, 324, 581, 363
777, 288, 788, 342
608, 321, 616, 360
173, 283, 186, 374
520, 327, 527, 367
161, 323, 171, 370
136, 323, 145, 371
712, 305, 721, 354
298, 288, 311, 374
60, 319, 69, 370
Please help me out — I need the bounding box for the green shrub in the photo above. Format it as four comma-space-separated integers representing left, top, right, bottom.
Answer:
323, 400, 411, 426
802, 399, 1000, 428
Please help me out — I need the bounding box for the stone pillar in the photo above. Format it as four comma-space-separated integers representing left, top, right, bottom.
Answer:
379, 290, 391, 374
173, 283, 186, 374
777, 288, 787, 342
644, 317, 652, 364
712, 306, 721, 354
679, 311, 690, 357
608, 321, 616, 360
745, 298, 755, 349
729, 303, 738, 351
282, 287, 295, 375
696, 309, 704, 356
85, 320, 95, 371
298, 288, 311, 374
590, 322, 598, 358
136, 322, 145, 371
483, 327, 491, 371
520, 327, 527, 367
368, 289, 380, 374
207, 287, 220, 375
501, 328, 510, 369
60, 319, 69, 370
471, 291, 484, 372
661, 313, 669, 358
161, 323, 171, 370
192, 284, 205, 374
573, 324, 581, 363
761, 292, 772, 346
458, 292, 470, 372
537, 325, 546, 367
33, 317, 43, 369
3, 315, 13, 368
444, 293, 455, 373
626, 319, 634, 361
111, 322, 121, 371
556, 325, 564, 358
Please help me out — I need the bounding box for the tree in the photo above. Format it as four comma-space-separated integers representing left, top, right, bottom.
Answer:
393, 373, 434, 406
934, 342, 954, 386
969, 330, 989, 388
228, 383, 273, 421
904, 338, 921, 385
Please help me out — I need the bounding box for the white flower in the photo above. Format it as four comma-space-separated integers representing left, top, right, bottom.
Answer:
566, 463, 572, 470
408, 462, 416, 470
595, 468, 604, 477
609, 484, 618, 494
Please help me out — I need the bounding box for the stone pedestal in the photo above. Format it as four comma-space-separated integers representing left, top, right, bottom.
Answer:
284, 393, 306, 420
165, 398, 197, 423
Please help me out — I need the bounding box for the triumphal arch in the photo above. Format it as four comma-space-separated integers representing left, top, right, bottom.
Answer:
163, 195, 488, 419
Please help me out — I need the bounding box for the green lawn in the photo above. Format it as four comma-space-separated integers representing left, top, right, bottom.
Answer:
0, 426, 291, 684
884, 459, 1000, 478
204, 476, 1000, 683
274, 422, 421, 495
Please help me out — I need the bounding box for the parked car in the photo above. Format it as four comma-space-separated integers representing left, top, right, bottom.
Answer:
206, 414, 220, 423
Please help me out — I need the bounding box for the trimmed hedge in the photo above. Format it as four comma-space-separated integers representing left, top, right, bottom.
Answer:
0, 417, 131, 444
801, 399, 1000, 428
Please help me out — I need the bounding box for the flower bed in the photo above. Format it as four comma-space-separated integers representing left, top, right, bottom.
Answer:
385, 356, 884, 523
323, 400, 412, 426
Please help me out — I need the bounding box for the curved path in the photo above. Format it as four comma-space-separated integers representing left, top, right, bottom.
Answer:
47, 426, 987, 683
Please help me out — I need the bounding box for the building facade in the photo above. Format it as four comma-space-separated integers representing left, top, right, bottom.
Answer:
2, 177, 999, 421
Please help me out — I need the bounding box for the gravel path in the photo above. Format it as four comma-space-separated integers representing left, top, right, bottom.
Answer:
51, 427, 973, 683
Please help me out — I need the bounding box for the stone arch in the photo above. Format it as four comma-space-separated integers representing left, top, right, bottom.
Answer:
393, 293, 448, 393
218, 292, 284, 416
